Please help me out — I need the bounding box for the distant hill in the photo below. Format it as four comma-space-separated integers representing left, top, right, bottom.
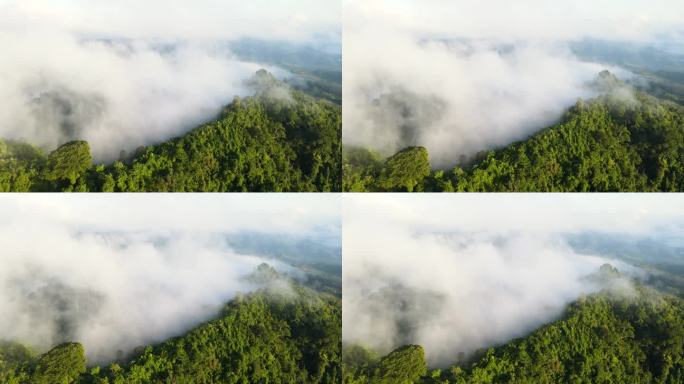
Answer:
570, 39, 684, 105
225, 230, 342, 297
229, 38, 342, 105
567, 231, 684, 299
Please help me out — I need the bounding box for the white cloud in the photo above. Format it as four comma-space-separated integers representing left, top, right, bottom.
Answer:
343, 193, 684, 235
0, 194, 341, 234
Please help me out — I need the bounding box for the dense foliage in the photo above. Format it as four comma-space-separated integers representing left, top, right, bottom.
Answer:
33, 343, 87, 384
0, 271, 341, 384
0, 71, 341, 192
344, 85, 684, 192
343, 345, 428, 384
343, 286, 684, 384
0, 341, 34, 384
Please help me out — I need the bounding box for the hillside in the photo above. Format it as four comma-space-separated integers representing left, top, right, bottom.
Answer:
0, 265, 341, 384
344, 75, 684, 192
0, 71, 341, 192
343, 282, 684, 384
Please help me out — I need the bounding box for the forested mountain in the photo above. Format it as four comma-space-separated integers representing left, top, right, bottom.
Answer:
0, 70, 341, 192
0, 265, 341, 384
343, 276, 684, 384
344, 72, 684, 192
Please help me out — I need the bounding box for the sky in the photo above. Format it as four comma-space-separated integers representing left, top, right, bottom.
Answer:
343, 193, 684, 235
1, 0, 340, 41
1, 193, 341, 234
343, 0, 684, 168
0, 194, 340, 364
342, 194, 684, 365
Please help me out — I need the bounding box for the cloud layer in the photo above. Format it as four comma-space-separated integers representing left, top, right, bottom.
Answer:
0, 194, 340, 364
343, 0, 684, 168
0, 0, 339, 161
342, 194, 684, 365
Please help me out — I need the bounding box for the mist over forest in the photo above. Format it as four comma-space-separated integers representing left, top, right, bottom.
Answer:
342, 194, 684, 368
0, 0, 340, 162
343, 0, 684, 169
0, 194, 340, 365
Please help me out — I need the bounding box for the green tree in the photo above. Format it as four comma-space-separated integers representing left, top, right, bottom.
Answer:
344, 285, 684, 384
372, 345, 428, 384
45, 141, 92, 187
377, 147, 430, 192
32, 343, 86, 384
